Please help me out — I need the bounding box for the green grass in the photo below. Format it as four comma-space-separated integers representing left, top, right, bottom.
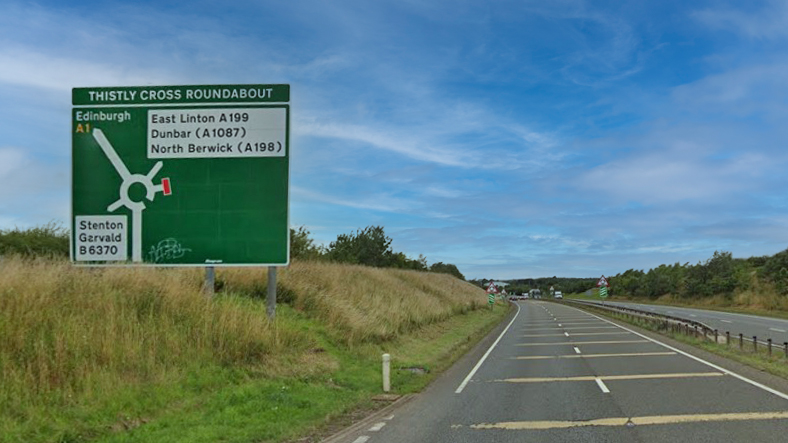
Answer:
0, 256, 508, 443
92, 304, 509, 443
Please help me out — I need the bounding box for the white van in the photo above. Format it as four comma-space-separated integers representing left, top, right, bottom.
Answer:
554, 291, 563, 299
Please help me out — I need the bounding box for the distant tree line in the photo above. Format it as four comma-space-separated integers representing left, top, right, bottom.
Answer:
290, 225, 466, 280
608, 250, 788, 299
469, 277, 598, 295
467, 247, 788, 300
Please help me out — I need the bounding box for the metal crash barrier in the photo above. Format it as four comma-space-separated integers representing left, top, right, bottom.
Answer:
556, 299, 788, 359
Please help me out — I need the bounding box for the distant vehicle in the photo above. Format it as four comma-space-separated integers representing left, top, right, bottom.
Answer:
529, 289, 542, 299
554, 291, 563, 299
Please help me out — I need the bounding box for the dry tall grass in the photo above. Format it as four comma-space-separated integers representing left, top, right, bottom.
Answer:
0, 257, 310, 414
0, 257, 485, 419
220, 261, 486, 344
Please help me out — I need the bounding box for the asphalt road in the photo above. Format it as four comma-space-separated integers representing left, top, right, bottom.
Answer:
329, 301, 788, 443
584, 299, 788, 345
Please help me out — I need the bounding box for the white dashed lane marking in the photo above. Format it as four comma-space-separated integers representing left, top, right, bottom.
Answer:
368, 422, 386, 432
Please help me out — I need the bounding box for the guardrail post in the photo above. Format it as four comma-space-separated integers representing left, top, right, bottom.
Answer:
726, 331, 730, 346
753, 336, 757, 352
739, 333, 743, 350
768, 338, 772, 356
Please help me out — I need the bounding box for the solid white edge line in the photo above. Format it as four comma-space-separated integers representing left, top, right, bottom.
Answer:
570, 305, 788, 402
595, 377, 610, 393
455, 302, 521, 394
352, 436, 370, 443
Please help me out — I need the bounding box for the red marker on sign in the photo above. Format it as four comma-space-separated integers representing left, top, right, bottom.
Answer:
161, 178, 172, 195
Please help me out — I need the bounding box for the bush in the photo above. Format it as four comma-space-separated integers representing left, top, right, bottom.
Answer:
0, 222, 69, 257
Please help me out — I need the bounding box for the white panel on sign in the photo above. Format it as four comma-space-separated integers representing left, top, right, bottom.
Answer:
147, 108, 286, 159
75, 215, 128, 261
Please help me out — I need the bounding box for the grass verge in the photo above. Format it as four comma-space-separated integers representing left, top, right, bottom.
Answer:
0, 257, 508, 443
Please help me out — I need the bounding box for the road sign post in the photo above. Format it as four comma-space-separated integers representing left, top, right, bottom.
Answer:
597, 275, 610, 298
267, 266, 277, 319
71, 84, 290, 267
486, 280, 499, 309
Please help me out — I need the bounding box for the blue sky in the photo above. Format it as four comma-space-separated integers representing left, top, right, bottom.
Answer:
2, 0, 788, 279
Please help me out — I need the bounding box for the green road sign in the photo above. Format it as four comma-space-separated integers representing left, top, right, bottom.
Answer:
599, 286, 608, 298
71, 84, 290, 266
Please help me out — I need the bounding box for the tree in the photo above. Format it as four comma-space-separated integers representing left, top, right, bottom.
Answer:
325, 226, 395, 267
762, 248, 788, 294
289, 226, 324, 260
429, 262, 465, 280
0, 222, 69, 257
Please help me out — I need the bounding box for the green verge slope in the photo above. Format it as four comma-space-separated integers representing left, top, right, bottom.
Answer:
0, 258, 508, 443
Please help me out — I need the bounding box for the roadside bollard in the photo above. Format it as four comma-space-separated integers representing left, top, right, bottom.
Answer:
739, 333, 744, 350
753, 336, 757, 352
714, 329, 718, 344
382, 353, 391, 393
726, 331, 730, 346
784, 342, 788, 358
768, 339, 772, 356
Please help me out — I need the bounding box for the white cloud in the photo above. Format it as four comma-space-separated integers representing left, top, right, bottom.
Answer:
292, 185, 417, 213
671, 63, 788, 115
0, 49, 173, 92
577, 148, 771, 204
299, 121, 473, 167
0, 147, 68, 228
694, 1, 788, 39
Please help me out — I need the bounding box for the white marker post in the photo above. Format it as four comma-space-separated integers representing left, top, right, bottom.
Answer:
382, 353, 391, 392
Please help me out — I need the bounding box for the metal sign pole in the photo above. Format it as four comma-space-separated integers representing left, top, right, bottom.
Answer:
267, 266, 276, 319
204, 266, 215, 297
